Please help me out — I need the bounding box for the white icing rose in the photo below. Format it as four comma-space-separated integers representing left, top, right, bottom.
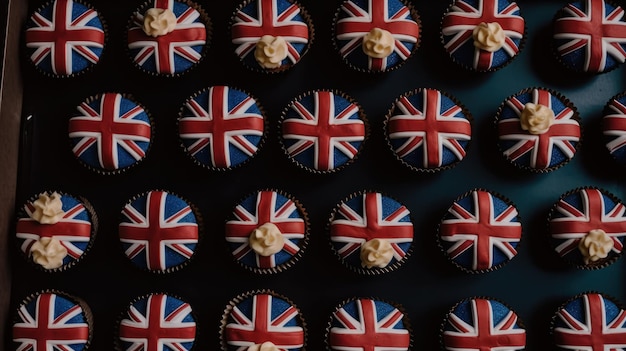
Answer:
362, 27, 394, 59
578, 229, 614, 265
472, 22, 505, 52
520, 102, 555, 135
249, 223, 285, 256
247, 341, 280, 351
142, 8, 177, 37
31, 191, 65, 224
30, 237, 68, 269
254, 35, 288, 69
360, 238, 394, 269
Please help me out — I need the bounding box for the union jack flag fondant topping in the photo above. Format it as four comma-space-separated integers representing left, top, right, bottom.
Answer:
386, 88, 472, 170
13, 292, 91, 351
223, 292, 305, 351
442, 297, 526, 351
179, 86, 265, 170
127, 0, 208, 75
118, 293, 196, 351
497, 88, 580, 171
334, 0, 421, 72
330, 191, 413, 273
69, 93, 152, 172
225, 190, 307, 272
16, 193, 93, 268
119, 190, 199, 272
439, 189, 522, 272
441, 0, 525, 71
553, 0, 626, 73
328, 298, 411, 351
549, 187, 626, 266
602, 93, 626, 165
231, 0, 311, 70
25, 0, 105, 76
281, 90, 366, 172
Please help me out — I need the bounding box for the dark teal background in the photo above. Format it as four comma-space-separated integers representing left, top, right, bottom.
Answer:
10, 0, 626, 350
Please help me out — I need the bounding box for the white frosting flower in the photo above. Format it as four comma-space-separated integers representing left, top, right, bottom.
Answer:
254, 35, 288, 69
31, 192, 65, 224
362, 27, 394, 58
578, 229, 614, 265
472, 22, 505, 52
30, 237, 68, 269
520, 102, 555, 135
142, 8, 177, 37
360, 238, 394, 268
249, 223, 285, 256
247, 342, 280, 351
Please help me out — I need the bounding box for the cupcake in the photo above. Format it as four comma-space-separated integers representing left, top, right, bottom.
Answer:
24, 0, 106, 77
15, 191, 97, 272
68, 92, 153, 174
116, 293, 197, 351
602, 91, 626, 166
230, 0, 314, 73
441, 0, 526, 72
332, 0, 421, 73
220, 289, 306, 351
224, 189, 310, 274
326, 297, 412, 351
328, 190, 414, 275
552, 0, 626, 74
177, 85, 266, 171
279, 89, 368, 174
441, 296, 526, 351
547, 186, 626, 270
384, 87, 473, 172
495, 87, 581, 173
12, 290, 93, 351
118, 189, 201, 273
437, 188, 522, 274
126, 0, 211, 76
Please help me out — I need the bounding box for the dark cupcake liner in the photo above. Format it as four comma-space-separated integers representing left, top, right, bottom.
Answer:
219, 289, 307, 351
176, 85, 268, 172
546, 186, 625, 270
436, 187, 523, 274
224, 188, 310, 275
494, 86, 582, 173
601, 90, 626, 167
68, 92, 155, 176
278, 88, 370, 174
125, 0, 212, 78
229, 0, 314, 74
383, 87, 474, 173
117, 188, 204, 274
326, 189, 414, 276
14, 190, 98, 273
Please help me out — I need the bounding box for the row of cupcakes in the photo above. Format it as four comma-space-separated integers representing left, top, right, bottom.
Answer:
15, 185, 626, 276
11, 288, 626, 351
24, 0, 626, 77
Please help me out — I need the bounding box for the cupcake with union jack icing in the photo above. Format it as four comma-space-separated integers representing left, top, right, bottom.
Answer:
177, 85, 266, 171
118, 189, 201, 273
552, 0, 626, 74
15, 190, 97, 272
332, 0, 421, 73
437, 188, 523, 274
547, 186, 626, 270
495, 87, 581, 173
220, 289, 306, 351
441, 296, 526, 351
384, 87, 473, 173
225, 188, 310, 274
230, 0, 314, 73
602, 91, 626, 166
24, 0, 107, 77
440, 0, 526, 72
126, 0, 211, 76
328, 190, 414, 275
279, 89, 368, 174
